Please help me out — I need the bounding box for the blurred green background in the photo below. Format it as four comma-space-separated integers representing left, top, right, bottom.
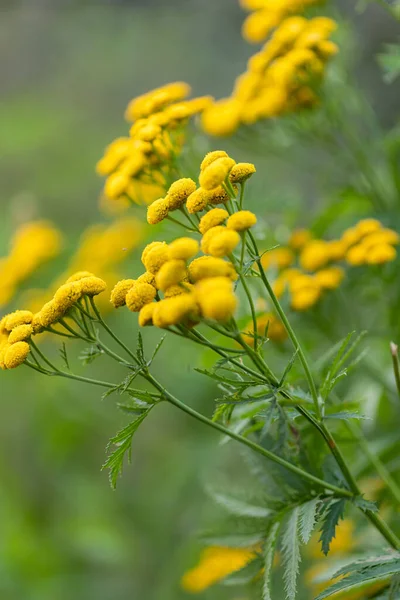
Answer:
0, 1, 399, 598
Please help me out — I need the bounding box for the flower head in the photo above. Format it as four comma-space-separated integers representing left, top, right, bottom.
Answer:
166, 178, 197, 210
110, 279, 136, 308
80, 276, 107, 297
152, 295, 198, 328
126, 283, 157, 312
147, 198, 169, 225
195, 277, 237, 322
199, 157, 236, 191
314, 267, 344, 290
186, 188, 211, 214
3, 310, 33, 331
207, 230, 241, 258
4, 341, 30, 369
188, 256, 237, 282
142, 243, 170, 274
366, 244, 397, 265
138, 302, 156, 326
155, 260, 187, 291
53, 282, 82, 312
299, 240, 331, 271
200, 150, 229, 171
8, 324, 33, 344
227, 210, 257, 231
229, 163, 256, 183
169, 237, 199, 261
199, 209, 229, 234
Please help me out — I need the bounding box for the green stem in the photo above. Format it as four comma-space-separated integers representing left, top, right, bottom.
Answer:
248, 231, 321, 419
146, 374, 353, 498
390, 342, 400, 400
239, 182, 245, 210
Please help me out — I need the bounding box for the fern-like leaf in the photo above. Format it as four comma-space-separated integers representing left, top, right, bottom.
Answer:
282, 507, 301, 600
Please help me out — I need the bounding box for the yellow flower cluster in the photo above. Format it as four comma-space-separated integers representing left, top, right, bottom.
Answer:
111, 237, 239, 328
0, 221, 63, 309
262, 219, 398, 311
23, 218, 143, 314
181, 546, 257, 593
240, 0, 323, 44
0, 273, 106, 370
146, 151, 256, 224
201, 14, 337, 136
97, 82, 213, 206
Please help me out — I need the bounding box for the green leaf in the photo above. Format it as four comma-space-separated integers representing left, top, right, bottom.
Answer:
319, 498, 346, 556
279, 350, 299, 387
136, 331, 145, 365
150, 334, 166, 362
262, 521, 280, 600
208, 488, 271, 519
79, 345, 102, 365
352, 495, 378, 513
281, 507, 301, 600
102, 407, 153, 488
320, 332, 366, 401
316, 555, 400, 599
378, 43, 400, 84
59, 342, 70, 370
324, 411, 369, 421
299, 497, 321, 544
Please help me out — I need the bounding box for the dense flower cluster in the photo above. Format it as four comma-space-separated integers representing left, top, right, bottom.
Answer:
0, 273, 106, 370
0, 221, 62, 308
262, 219, 398, 311
96, 82, 212, 206
23, 218, 142, 313
201, 11, 337, 136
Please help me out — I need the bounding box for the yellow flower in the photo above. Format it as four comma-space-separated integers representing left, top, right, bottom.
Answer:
188, 256, 237, 282
326, 240, 347, 261
181, 546, 257, 593
208, 230, 241, 258
124, 82, 191, 121
147, 198, 170, 225
227, 210, 257, 231
119, 153, 146, 177
4, 341, 30, 369
242, 10, 281, 44
195, 278, 237, 322
200, 150, 229, 171
166, 178, 197, 210
80, 276, 107, 297
199, 157, 236, 191
341, 227, 363, 249
300, 240, 331, 271
317, 40, 339, 59
169, 238, 199, 261
186, 188, 211, 214
164, 283, 192, 298
314, 267, 344, 290
3, 310, 33, 331
288, 228, 312, 251
135, 123, 161, 142
366, 243, 397, 265
53, 282, 82, 312
8, 324, 33, 344
229, 163, 256, 184
362, 229, 399, 249
126, 283, 157, 312
199, 209, 229, 235
104, 172, 130, 200
201, 99, 242, 137
110, 279, 136, 308
66, 271, 95, 283
137, 272, 156, 286
138, 302, 156, 326
207, 185, 233, 205
31, 313, 45, 334
155, 260, 187, 291
152, 295, 198, 328
201, 226, 226, 254
291, 288, 320, 311
142, 243, 171, 274
346, 244, 367, 266
261, 247, 294, 270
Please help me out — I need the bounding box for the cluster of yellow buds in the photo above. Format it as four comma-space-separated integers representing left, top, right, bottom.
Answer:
261, 219, 398, 311
147, 151, 256, 224
202, 14, 337, 136
0, 220, 63, 309
240, 0, 323, 44
96, 82, 213, 206
23, 218, 142, 314
110, 237, 239, 328
0, 273, 106, 370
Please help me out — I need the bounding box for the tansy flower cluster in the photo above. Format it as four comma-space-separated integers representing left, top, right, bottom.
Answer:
23, 218, 143, 314
0, 273, 106, 370
201, 14, 337, 136
110, 237, 240, 328
96, 82, 212, 206
240, 0, 323, 44
261, 219, 398, 311
0, 220, 63, 309
147, 150, 256, 225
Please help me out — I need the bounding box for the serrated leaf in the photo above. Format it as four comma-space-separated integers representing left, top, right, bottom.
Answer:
208, 488, 271, 519
279, 350, 299, 387
263, 521, 280, 600
320, 332, 366, 401
319, 498, 346, 556
299, 497, 320, 544
352, 496, 378, 513
102, 407, 152, 488
324, 411, 370, 421
316, 556, 400, 599
150, 334, 166, 362
79, 345, 102, 365
282, 507, 301, 600
136, 331, 145, 365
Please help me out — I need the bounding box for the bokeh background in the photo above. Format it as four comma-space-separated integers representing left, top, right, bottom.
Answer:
1, 1, 399, 598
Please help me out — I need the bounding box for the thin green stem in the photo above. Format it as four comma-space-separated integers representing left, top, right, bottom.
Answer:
30, 340, 60, 372
239, 182, 246, 210
166, 215, 197, 232
248, 231, 321, 419
390, 342, 400, 400
146, 373, 353, 499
